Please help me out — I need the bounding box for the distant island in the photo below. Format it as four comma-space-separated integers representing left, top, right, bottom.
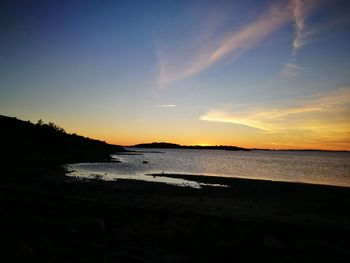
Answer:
133, 142, 348, 152
133, 142, 249, 151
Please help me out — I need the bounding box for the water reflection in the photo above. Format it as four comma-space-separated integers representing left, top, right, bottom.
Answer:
66, 165, 228, 189
66, 148, 350, 188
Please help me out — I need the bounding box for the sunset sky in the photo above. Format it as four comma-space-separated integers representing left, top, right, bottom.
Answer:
1, 0, 350, 150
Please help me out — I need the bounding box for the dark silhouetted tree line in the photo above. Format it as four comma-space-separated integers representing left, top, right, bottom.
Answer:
0, 115, 125, 175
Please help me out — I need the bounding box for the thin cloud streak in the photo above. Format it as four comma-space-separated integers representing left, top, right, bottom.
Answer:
291, 0, 307, 52
281, 0, 321, 77
155, 104, 177, 107
290, 0, 320, 54
158, 0, 323, 85
200, 87, 350, 134
158, 2, 293, 89
283, 62, 304, 76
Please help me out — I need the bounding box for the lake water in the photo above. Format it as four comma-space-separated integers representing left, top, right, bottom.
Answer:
66, 148, 350, 188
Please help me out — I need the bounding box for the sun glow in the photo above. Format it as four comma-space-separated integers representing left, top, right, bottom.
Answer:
195, 143, 213, 147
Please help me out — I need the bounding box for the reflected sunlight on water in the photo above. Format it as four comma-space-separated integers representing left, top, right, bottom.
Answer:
66, 148, 350, 187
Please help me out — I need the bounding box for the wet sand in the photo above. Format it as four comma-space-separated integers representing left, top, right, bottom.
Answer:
1, 173, 350, 262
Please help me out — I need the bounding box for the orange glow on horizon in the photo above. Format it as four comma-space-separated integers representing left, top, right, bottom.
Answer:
98, 136, 350, 151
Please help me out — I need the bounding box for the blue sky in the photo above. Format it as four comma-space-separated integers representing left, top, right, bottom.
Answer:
1, 0, 350, 149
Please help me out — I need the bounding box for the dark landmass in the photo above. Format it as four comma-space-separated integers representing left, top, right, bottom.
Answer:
0, 115, 125, 182
1, 115, 350, 262
133, 142, 249, 151
134, 142, 348, 153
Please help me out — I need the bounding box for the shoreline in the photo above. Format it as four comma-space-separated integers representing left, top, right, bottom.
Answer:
7, 169, 350, 228
2, 167, 350, 262
148, 172, 350, 189
66, 161, 350, 189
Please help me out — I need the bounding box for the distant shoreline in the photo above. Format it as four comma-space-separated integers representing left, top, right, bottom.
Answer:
129, 142, 349, 153
132, 142, 249, 151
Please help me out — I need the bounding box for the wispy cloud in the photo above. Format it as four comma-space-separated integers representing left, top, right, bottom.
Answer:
155, 104, 177, 108
283, 62, 304, 76
200, 87, 350, 134
158, 2, 292, 89
290, 0, 320, 55
158, 0, 324, 85
282, 0, 321, 76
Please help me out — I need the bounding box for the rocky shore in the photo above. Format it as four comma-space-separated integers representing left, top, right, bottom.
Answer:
1, 173, 350, 263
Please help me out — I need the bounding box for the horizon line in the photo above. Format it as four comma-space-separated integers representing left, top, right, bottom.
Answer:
122, 142, 350, 152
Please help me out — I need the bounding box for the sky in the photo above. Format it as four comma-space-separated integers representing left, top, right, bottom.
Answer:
1, 0, 350, 150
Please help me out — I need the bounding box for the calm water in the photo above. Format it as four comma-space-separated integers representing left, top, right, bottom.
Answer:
66, 148, 350, 188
